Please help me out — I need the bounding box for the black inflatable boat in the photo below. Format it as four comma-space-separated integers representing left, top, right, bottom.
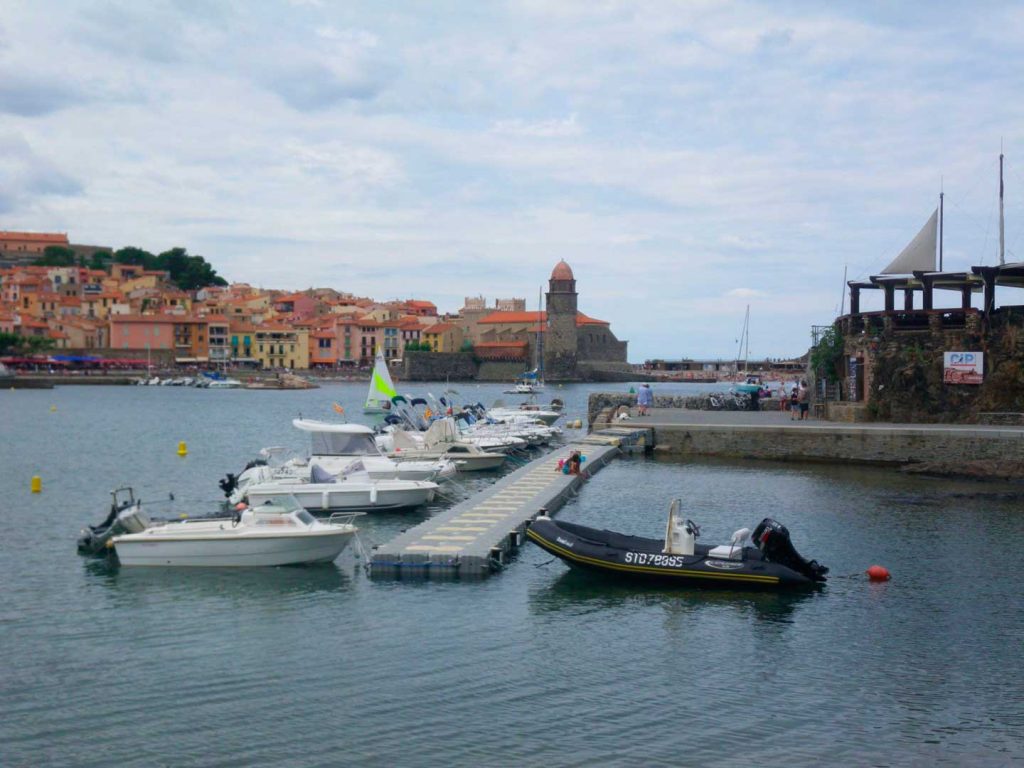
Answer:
526, 513, 828, 590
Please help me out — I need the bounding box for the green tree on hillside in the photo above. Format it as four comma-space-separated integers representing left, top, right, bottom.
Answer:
33, 245, 77, 267
113, 245, 228, 290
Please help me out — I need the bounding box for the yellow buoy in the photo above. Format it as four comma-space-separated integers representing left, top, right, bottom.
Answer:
50, 405, 57, 412
177, 441, 188, 457
31, 475, 42, 493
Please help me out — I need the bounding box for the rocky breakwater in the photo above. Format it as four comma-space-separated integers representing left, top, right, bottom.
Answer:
588, 392, 707, 425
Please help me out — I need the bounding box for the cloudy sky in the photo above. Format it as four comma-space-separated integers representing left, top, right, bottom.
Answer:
3, 1, 1023, 360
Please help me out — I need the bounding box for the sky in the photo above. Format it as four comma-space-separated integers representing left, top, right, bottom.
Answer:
2, 1, 1024, 362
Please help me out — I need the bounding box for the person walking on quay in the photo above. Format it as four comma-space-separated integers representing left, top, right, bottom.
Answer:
636, 382, 653, 416
798, 381, 810, 420
789, 385, 799, 420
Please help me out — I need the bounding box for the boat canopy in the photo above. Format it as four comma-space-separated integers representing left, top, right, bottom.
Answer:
293, 420, 379, 456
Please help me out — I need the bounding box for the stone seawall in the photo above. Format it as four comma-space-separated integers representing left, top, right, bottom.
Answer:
587, 391, 1024, 470
402, 351, 477, 381
649, 424, 1024, 465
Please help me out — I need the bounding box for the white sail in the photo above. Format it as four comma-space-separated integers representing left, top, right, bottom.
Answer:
881, 208, 938, 274
364, 349, 397, 413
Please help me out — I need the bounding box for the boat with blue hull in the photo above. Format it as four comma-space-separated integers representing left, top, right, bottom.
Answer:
527, 502, 827, 590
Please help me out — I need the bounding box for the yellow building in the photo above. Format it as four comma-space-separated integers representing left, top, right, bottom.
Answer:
253, 324, 309, 370
422, 322, 464, 352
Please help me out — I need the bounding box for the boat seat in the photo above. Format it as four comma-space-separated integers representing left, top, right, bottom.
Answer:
310, 464, 336, 484
707, 544, 744, 561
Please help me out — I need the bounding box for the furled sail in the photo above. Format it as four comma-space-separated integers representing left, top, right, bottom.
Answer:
881, 208, 938, 274
364, 348, 397, 413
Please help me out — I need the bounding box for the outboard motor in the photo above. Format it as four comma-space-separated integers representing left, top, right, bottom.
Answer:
752, 518, 828, 582
219, 473, 238, 497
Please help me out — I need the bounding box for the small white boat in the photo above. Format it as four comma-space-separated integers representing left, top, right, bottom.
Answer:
289, 419, 448, 480
111, 493, 360, 567
238, 463, 438, 512
503, 382, 543, 395
387, 419, 508, 472
488, 404, 562, 426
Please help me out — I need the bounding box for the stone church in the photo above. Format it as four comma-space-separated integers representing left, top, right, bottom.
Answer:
467, 260, 629, 381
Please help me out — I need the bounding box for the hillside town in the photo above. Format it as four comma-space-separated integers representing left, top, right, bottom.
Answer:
0, 230, 631, 380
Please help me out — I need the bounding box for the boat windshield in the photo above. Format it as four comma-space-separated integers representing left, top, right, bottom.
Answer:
252, 493, 304, 514
310, 432, 380, 456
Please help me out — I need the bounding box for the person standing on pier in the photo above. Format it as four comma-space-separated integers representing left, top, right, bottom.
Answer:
798, 381, 810, 420
636, 383, 653, 416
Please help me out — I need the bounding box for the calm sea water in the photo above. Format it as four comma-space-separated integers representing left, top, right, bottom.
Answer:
2, 382, 1022, 767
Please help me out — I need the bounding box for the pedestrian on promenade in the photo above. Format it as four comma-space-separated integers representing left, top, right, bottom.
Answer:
636, 383, 653, 416
798, 381, 810, 420
789, 386, 799, 420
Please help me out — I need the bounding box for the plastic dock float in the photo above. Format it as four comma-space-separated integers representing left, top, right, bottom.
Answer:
369, 427, 653, 578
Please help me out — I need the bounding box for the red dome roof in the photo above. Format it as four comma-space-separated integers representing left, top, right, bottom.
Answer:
550, 260, 574, 281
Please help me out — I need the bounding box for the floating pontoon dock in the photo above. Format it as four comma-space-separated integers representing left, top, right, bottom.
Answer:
369, 427, 652, 578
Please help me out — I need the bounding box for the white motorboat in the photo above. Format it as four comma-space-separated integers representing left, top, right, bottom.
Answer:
503, 382, 543, 395
387, 419, 508, 472
288, 419, 449, 480
203, 377, 243, 389
111, 493, 360, 567
488, 404, 562, 427
236, 462, 438, 512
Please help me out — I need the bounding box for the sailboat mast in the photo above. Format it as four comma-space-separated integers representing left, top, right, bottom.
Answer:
1000, 150, 1005, 266
744, 305, 750, 372
939, 185, 944, 271
536, 286, 543, 378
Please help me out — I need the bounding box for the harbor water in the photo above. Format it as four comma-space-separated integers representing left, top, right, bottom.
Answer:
2, 382, 1022, 766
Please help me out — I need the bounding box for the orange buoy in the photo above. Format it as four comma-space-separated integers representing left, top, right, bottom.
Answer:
866, 565, 891, 581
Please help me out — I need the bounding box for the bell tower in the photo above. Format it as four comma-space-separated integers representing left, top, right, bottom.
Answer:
544, 260, 578, 380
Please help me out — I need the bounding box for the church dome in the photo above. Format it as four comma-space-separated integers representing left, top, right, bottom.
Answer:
550, 260, 574, 281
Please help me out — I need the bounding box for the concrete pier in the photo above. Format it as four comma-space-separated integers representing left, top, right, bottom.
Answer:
369, 427, 652, 578
589, 397, 1024, 468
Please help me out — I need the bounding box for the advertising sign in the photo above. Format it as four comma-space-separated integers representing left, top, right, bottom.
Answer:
943, 351, 984, 385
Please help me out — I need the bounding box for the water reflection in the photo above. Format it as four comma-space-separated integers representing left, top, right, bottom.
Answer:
530, 566, 818, 625
82, 556, 354, 600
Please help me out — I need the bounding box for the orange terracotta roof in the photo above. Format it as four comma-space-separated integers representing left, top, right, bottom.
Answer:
576, 312, 609, 326
479, 310, 544, 324
551, 259, 574, 281
0, 231, 69, 244
479, 310, 609, 327
424, 323, 456, 333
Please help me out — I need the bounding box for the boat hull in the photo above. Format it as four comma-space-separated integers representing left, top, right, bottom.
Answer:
526, 518, 823, 590
246, 483, 436, 512
114, 529, 353, 567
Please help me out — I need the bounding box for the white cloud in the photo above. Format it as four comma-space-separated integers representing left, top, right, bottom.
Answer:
3, 1, 1023, 359
492, 114, 582, 137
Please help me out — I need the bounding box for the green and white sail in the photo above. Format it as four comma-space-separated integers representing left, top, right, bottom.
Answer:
364, 348, 397, 413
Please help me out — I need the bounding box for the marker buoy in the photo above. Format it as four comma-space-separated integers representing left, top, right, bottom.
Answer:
866, 565, 891, 581
177, 441, 188, 457
50, 405, 57, 412
31, 475, 42, 493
